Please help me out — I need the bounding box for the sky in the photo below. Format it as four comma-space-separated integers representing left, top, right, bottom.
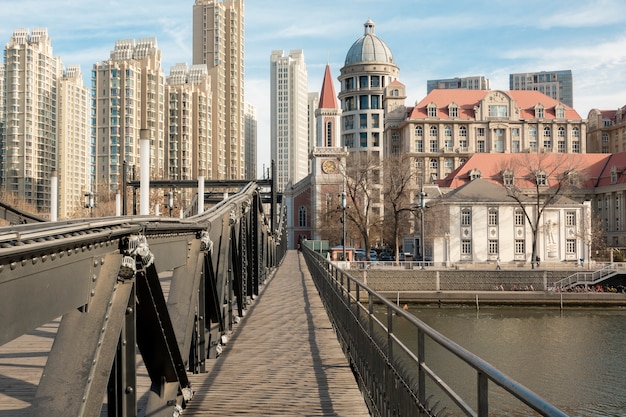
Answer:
2, 0, 626, 176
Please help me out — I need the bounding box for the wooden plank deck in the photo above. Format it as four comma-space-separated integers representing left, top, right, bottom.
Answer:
0, 250, 370, 416
184, 250, 370, 416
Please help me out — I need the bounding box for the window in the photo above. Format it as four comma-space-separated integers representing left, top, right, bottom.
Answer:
503, 170, 514, 186
477, 140, 485, 153
515, 209, 525, 226
461, 208, 471, 226
359, 76, 369, 88
430, 125, 438, 137
512, 127, 520, 137
371, 95, 380, 109
529, 126, 537, 137
566, 239, 576, 254
428, 105, 438, 117
488, 208, 498, 226
415, 125, 423, 136
572, 127, 580, 138
461, 240, 472, 255
558, 126, 565, 138
444, 125, 452, 137
470, 169, 481, 180
450, 106, 458, 117
444, 158, 454, 171
488, 105, 507, 117
298, 206, 307, 227
359, 95, 369, 110
566, 211, 576, 226
371, 114, 379, 128
430, 140, 438, 152
556, 107, 565, 118
360, 114, 367, 129
488, 240, 499, 255
536, 171, 547, 186
429, 158, 438, 170
459, 126, 467, 137
477, 128, 485, 137
536, 107, 545, 118
415, 140, 423, 152
544, 126, 551, 138
558, 141, 566, 153
515, 239, 525, 255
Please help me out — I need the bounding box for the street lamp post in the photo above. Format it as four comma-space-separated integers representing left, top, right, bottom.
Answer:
341, 190, 347, 263
420, 191, 426, 269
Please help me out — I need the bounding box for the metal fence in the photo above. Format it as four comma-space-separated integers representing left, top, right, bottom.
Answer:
301, 245, 569, 417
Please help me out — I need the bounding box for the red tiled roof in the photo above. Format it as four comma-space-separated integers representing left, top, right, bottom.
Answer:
408, 89, 581, 121
596, 152, 626, 187
439, 152, 610, 189
318, 64, 338, 109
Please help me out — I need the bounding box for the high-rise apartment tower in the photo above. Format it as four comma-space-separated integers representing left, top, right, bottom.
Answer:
509, 70, 573, 108
270, 50, 310, 191
192, 0, 245, 180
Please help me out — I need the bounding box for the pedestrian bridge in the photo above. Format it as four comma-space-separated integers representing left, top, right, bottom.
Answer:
0, 183, 567, 417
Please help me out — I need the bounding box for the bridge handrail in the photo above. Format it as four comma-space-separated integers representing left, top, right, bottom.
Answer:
302, 246, 567, 417
552, 263, 626, 289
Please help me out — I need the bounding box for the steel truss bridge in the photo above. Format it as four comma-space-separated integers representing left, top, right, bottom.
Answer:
0, 182, 286, 417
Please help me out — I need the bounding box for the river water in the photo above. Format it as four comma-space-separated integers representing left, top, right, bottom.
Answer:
397, 305, 626, 416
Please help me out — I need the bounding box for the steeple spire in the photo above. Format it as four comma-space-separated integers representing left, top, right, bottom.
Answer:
318, 64, 338, 109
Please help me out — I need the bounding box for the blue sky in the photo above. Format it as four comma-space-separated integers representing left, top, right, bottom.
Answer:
2, 0, 626, 174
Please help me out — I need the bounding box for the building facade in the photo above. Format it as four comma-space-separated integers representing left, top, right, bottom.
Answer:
509, 70, 573, 108
193, 0, 245, 180
338, 19, 399, 222
244, 103, 257, 179
1, 29, 63, 214
270, 50, 310, 192
427, 76, 490, 94
165, 63, 212, 182
586, 106, 626, 153
92, 38, 165, 196
58, 65, 90, 219
390, 89, 586, 186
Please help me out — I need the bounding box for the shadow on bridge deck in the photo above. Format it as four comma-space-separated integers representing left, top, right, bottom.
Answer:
184, 250, 370, 416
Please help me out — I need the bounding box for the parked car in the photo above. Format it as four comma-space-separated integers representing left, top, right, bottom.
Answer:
380, 252, 392, 261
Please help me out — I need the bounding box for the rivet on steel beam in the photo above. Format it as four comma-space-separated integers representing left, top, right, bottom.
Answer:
126, 307, 133, 315
91, 290, 96, 296
125, 386, 134, 394
42, 255, 47, 262
10, 262, 16, 270
92, 275, 97, 282
32, 257, 38, 265
94, 260, 99, 267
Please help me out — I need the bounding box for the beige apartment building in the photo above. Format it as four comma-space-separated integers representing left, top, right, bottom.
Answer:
193, 0, 245, 180
586, 106, 626, 153
58, 65, 90, 218
92, 38, 165, 195
165, 63, 213, 181
387, 89, 586, 187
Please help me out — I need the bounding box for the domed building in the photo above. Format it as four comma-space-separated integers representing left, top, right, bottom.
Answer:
337, 19, 402, 247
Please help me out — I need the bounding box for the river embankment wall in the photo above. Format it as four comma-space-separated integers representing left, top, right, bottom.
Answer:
353, 268, 626, 306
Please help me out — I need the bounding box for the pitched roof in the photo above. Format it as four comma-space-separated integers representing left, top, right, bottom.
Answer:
442, 178, 525, 203
408, 89, 581, 121
439, 153, 610, 189
318, 64, 338, 109
596, 152, 626, 187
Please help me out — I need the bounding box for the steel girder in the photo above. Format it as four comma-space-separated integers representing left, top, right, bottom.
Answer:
0, 183, 285, 416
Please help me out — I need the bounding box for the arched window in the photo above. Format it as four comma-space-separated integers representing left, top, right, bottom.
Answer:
529, 126, 537, 137
558, 126, 565, 138
444, 125, 452, 137
459, 126, 467, 137
429, 158, 438, 170
298, 206, 307, 227
543, 126, 551, 137
415, 125, 423, 137
430, 125, 438, 137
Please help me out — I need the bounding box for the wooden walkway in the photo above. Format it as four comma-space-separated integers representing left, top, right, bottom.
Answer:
0, 251, 370, 416
184, 250, 370, 416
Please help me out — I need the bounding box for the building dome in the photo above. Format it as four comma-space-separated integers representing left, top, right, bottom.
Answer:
345, 19, 393, 65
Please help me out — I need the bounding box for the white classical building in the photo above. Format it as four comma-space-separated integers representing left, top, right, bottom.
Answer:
427, 179, 591, 266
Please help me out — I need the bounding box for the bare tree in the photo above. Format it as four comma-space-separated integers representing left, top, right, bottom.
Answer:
498, 153, 587, 269
383, 154, 418, 263
343, 152, 382, 260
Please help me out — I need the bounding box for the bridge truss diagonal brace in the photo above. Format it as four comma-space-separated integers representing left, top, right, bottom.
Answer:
136, 263, 192, 416
30, 253, 133, 417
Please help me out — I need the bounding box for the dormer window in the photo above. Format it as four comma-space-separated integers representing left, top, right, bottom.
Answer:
536, 105, 545, 119
535, 171, 547, 186
469, 168, 482, 180
502, 169, 514, 186
449, 104, 459, 118
611, 166, 618, 184
556, 106, 565, 119
427, 104, 438, 117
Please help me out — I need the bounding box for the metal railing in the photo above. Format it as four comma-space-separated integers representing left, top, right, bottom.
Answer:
302, 245, 568, 417
552, 262, 626, 290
